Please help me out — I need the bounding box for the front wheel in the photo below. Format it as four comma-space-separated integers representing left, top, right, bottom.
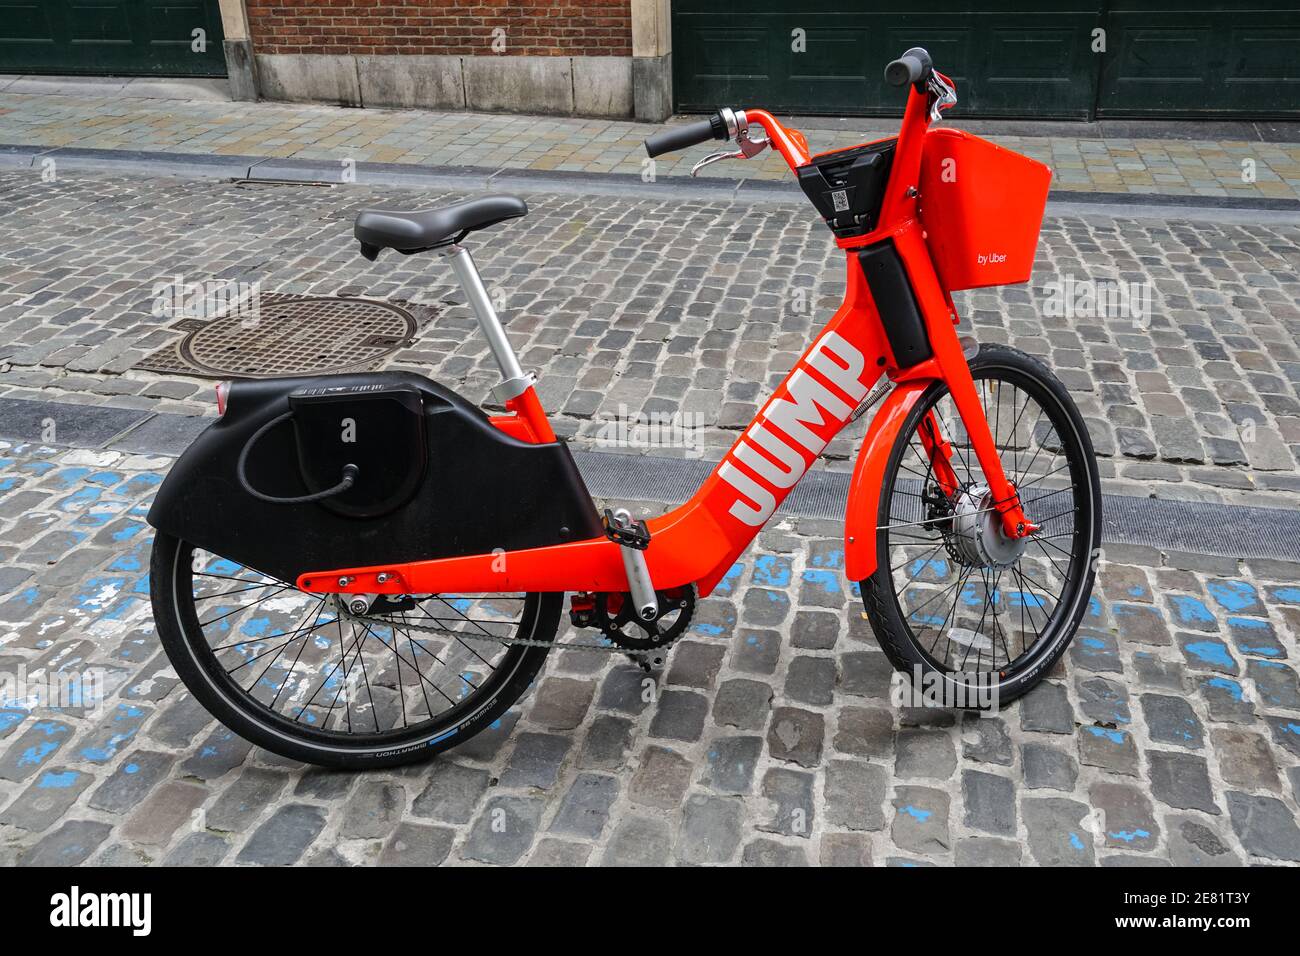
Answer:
149, 532, 561, 769
861, 344, 1101, 706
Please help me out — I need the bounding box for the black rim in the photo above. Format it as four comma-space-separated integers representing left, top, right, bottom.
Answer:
170, 540, 540, 750
880, 365, 1095, 680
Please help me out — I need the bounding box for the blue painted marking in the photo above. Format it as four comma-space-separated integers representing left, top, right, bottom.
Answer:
240, 616, 272, 638
111, 522, 145, 542
108, 553, 142, 572
123, 763, 140, 774
1108, 828, 1150, 843
52, 467, 92, 488
58, 486, 103, 511
899, 804, 931, 821
1184, 641, 1233, 669
1239, 644, 1281, 657
1205, 676, 1244, 701
802, 569, 841, 594
1169, 595, 1214, 626
17, 740, 60, 768
1228, 616, 1270, 631
694, 622, 724, 636
808, 547, 844, 570
908, 556, 949, 578
1086, 726, 1125, 744
1271, 586, 1300, 604
752, 555, 791, 587
713, 562, 745, 596
1206, 580, 1257, 612
37, 770, 79, 789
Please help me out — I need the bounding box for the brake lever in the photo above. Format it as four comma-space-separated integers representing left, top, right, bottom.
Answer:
690, 125, 769, 177
927, 72, 958, 125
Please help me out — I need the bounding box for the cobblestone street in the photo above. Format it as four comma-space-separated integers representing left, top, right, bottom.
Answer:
0, 160, 1298, 866
0, 437, 1298, 866
1, 170, 1298, 507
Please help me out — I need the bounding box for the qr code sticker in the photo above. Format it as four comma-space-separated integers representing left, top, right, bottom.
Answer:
831, 189, 850, 212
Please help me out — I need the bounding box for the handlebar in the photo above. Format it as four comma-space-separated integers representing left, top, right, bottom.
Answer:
640, 47, 944, 176
644, 112, 728, 158
884, 46, 933, 89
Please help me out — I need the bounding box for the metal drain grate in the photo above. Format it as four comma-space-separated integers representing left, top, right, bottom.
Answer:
571, 450, 1300, 562
135, 293, 433, 379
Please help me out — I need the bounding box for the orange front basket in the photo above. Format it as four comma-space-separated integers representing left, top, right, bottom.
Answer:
917, 128, 1051, 292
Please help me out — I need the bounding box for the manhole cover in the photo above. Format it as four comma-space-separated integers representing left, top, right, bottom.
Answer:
135, 293, 433, 379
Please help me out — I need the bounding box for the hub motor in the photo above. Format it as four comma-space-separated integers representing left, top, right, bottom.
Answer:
944, 483, 1028, 570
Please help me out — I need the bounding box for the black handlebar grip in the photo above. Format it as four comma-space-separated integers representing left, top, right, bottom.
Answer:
884, 47, 933, 88
644, 113, 727, 158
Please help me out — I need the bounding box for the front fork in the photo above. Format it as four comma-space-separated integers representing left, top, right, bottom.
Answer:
931, 359, 1038, 540
888, 227, 1036, 541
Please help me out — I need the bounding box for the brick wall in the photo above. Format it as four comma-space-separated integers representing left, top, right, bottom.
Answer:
246, 1, 633, 58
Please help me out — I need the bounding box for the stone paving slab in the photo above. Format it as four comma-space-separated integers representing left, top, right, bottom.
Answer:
1, 170, 1297, 510
0, 439, 1296, 866
1, 91, 1298, 200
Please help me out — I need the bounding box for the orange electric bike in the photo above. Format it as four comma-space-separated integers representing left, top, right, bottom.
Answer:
148, 48, 1101, 768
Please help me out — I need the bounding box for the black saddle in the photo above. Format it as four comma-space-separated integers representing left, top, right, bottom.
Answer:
354, 194, 528, 260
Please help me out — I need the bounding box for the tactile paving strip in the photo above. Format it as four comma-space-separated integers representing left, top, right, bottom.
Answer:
572, 450, 1300, 563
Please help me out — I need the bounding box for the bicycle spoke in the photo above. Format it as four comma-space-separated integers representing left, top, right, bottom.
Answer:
183, 543, 533, 741
883, 363, 1092, 681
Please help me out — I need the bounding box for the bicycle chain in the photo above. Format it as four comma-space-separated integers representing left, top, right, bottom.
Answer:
348, 588, 695, 665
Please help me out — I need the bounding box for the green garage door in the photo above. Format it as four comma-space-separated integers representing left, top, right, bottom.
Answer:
673, 0, 1300, 118
0, 0, 227, 76
1100, 1, 1300, 117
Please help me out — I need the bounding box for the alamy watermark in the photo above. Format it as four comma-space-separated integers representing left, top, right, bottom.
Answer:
0, 664, 107, 714
890, 665, 999, 713
592, 404, 706, 458
152, 275, 261, 325
1040, 274, 1154, 323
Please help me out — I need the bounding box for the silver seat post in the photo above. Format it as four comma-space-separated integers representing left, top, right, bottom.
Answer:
441, 244, 534, 402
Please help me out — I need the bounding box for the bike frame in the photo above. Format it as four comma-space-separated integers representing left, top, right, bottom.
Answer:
298, 78, 1036, 602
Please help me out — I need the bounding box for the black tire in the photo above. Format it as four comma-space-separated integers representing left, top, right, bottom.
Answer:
861, 343, 1101, 706
150, 531, 560, 769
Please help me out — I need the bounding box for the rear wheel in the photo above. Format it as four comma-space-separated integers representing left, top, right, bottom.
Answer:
149, 532, 560, 769
861, 344, 1101, 706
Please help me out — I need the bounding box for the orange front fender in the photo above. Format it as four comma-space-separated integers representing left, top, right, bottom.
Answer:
843, 379, 932, 582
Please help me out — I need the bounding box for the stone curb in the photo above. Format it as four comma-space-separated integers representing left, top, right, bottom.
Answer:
3, 142, 1298, 214
3, 395, 1299, 565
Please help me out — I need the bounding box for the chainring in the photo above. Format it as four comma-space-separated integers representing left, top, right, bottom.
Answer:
597, 586, 696, 652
